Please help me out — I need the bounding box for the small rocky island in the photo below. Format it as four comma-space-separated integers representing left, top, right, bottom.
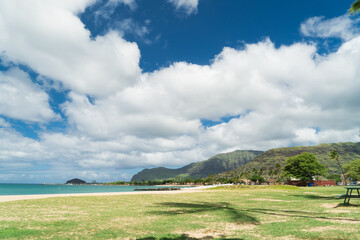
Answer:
65, 178, 87, 185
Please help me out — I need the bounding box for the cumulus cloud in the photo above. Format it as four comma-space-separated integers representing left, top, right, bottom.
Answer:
62, 40, 315, 138
301, 15, 360, 40
0, 0, 360, 182
59, 37, 360, 167
2, 34, 360, 181
0, 68, 57, 122
61, 92, 199, 140
0, 128, 46, 168
168, 0, 199, 15
0, 0, 141, 97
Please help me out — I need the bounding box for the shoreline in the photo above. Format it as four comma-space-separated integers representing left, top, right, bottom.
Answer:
0, 187, 216, 203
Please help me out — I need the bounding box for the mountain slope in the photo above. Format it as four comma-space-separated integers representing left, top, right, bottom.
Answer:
131, 150, 264, 181
232, 142, 360, 175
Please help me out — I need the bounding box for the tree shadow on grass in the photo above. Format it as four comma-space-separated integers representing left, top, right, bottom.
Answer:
247, 208, 360, 222
289, 194, 337, 200
149, 202, 258, 225
290, 194, 360, 207
137, 234, 243, 240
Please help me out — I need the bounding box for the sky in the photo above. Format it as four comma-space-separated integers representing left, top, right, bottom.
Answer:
0, 0, 360, 183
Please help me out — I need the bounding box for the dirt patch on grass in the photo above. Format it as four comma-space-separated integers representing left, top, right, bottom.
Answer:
223, 223, 256, 231
253, 198, 284, 202
0, 217, 23, 221
25, 226, 47, 230
274, 236, 297, 240
326, 209, 351, 213
303, 225, 359, 233
46, 210, 88, 215
320, 203, 338, 208
318, 218, 360, 224
261, 215, 290, 224
179, 223, 256, 238
194, 214, 214, 220
303, 226, 337, 232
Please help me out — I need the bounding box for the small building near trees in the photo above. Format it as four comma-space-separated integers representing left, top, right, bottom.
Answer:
286, 180, 335, 187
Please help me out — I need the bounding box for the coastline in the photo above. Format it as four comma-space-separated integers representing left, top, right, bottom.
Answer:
0, 187, 212, 203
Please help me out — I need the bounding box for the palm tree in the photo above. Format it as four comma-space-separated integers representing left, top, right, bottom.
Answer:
349, 0, 360, 14
243, 171, 250, 185
274, 162, 282, 184
329, 150, 346, 185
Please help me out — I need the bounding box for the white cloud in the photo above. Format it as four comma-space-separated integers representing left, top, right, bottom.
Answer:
0, 1, 360, 183
0, 118, 10, 127
2, 34, 360, 182
62, 91, 202, 139
59, 37, 360, 167
294, 128, 360, 146
94, 0, 137, 21
0, 68, 57, 123
168, 0, 199, 15
0, 128, 46, 163
301, 15, 360, 41
114, 18, 150, 40
0, 0, 141, 97
107, 0, 137, 11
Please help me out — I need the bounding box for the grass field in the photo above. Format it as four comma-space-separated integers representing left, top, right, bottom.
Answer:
1, 186, 359, 239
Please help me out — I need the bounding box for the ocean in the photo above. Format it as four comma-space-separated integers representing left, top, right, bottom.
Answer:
0, 184, 176, 195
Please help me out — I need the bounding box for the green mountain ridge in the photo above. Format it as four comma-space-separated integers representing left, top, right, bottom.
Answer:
228, 142, 360, 176
131, 142, 360, 182
131, 150, 264, 181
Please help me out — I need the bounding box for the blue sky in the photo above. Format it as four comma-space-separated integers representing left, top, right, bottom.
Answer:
0, 0, 359, 183
81, 0, 351, 71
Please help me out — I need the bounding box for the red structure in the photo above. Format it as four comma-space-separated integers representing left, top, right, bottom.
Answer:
287, 180, 335, 186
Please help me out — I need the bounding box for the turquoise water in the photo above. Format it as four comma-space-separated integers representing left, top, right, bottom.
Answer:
0, 184, 176, 195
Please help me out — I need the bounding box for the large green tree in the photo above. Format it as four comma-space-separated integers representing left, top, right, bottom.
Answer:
344, 159, 360, 181
350, 0, 360, 14
282, 152, 327, 182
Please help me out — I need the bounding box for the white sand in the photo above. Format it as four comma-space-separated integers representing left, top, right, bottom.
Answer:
0, 188, 205, 203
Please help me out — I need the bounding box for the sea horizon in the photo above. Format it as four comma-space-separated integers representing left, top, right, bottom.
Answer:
0, 183, 177, 196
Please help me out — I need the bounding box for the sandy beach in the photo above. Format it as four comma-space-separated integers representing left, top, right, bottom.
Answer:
0, 187, 209, 203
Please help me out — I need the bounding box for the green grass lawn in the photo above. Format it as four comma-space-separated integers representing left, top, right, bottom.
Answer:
1, 186, 360, 239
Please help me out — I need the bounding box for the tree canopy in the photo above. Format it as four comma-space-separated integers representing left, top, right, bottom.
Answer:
282, 152, 327, 182
344, 159, 360, 181
350, 0, 360, 14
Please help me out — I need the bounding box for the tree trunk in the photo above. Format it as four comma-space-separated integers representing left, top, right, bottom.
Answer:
337, 158, 347, 186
